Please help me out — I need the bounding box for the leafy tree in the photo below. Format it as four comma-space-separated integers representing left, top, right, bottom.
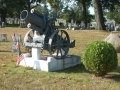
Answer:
35, 3, 49, 16
0, 0, 43, 23
92, 0, 120, 30
58, 0, 92, 25
46, 0, 63, 18
25, 0, 42, 12
60, 6, 71, 22
105, 5, 120, 23
0, 0, 25, 22
100, 0, 120, 11
76, 0, 92, 28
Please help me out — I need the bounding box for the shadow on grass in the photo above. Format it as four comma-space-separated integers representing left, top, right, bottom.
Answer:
0, 41, 10, 42
104, 74, 120, 82
114, 66, 120, 73
0, 50, 12, 52
102, 66, 120, 82
6, 24, 20, 28
56, 63, 120, 82
56, 63, 90, 74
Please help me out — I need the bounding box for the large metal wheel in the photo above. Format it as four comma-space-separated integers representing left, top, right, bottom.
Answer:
48, 30, 70, 59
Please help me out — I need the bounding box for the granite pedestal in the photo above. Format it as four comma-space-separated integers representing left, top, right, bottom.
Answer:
19, 47, 81, 72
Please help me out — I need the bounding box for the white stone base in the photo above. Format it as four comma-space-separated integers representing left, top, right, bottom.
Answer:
19, 55, 81, 72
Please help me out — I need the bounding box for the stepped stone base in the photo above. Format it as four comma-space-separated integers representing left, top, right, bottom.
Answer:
19, 54, 81, 72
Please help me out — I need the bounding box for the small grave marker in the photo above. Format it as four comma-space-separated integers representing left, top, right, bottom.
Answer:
12, 34, 21, 42
0, 34, 7, 42
12, 42, 18, 52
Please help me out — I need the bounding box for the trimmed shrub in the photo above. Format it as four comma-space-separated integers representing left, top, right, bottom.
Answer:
82, 41, 118, 76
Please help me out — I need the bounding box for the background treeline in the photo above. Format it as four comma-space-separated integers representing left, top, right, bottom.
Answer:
0, 0, 120, 30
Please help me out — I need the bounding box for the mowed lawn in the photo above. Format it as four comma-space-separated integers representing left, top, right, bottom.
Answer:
0, 27, 120, 90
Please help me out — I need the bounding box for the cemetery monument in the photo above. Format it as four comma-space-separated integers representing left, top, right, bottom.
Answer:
19, 9, 81, 72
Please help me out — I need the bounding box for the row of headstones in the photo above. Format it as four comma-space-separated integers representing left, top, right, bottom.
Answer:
65, 22, 120, 31
20, 21, 27, 28
65, 23, 90, 30
6, 18, 20, 25
0, 34, 22, 52
1, 18, 27, 27
0, 34, 21, 42
0, 20, 27, 28
106, 23, 120, 31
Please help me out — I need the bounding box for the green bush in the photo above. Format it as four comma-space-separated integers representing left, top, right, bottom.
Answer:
82, 41, 118, 76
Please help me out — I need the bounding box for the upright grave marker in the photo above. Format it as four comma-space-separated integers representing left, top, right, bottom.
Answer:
11, 33, 21, 52
0, 34, 7, 42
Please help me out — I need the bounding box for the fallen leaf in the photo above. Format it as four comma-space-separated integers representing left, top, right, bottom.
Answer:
2, 64, 6, 67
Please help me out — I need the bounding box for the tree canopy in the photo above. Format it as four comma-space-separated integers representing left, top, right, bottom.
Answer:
0, 0, 120, 30
0, 0, 42, 22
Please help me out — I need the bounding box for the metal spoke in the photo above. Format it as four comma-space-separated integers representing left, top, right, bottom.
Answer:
61, 47, 66, 52
56, 49, 59, 57
61, 37, 67, 43
60, 48, 62, 56
52, 48, 57, 54
60, 31, 63, 42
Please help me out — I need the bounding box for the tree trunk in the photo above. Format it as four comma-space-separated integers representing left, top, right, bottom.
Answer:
82, 0, 87, 29
92, 0, 106, 30
0, 9, 7, 23
71, 8, 75, 23
27, 0, 31, 12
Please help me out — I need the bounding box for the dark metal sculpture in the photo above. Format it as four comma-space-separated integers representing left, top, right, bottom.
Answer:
20, 9, 75, 59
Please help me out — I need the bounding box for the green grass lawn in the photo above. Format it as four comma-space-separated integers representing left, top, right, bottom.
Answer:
0, 28, 120, 90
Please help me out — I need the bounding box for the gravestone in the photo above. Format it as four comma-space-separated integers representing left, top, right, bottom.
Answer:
107, 24, 111, 31
20, 22, 23, 28
87, 23, 90, 29
20, 21, 27, 28
115, 25, 119, 31
22, 22, 25, 28
111, 24, 115, 31
15, 34, 21, 42
74, 23, 77, 29
68, 23, 72, 30
81, 23, 85, 30
12, 34, 21, 42
2, 22, 5, 28
12, 42, 18, 52
15, 18, 19, 24
12, 19, 15, 25
79, 23, 82, 29
0, 34, 7, 42
65, 23, 68, 30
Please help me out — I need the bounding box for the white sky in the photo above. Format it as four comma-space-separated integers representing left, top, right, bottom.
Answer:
89, 7, 95, 15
